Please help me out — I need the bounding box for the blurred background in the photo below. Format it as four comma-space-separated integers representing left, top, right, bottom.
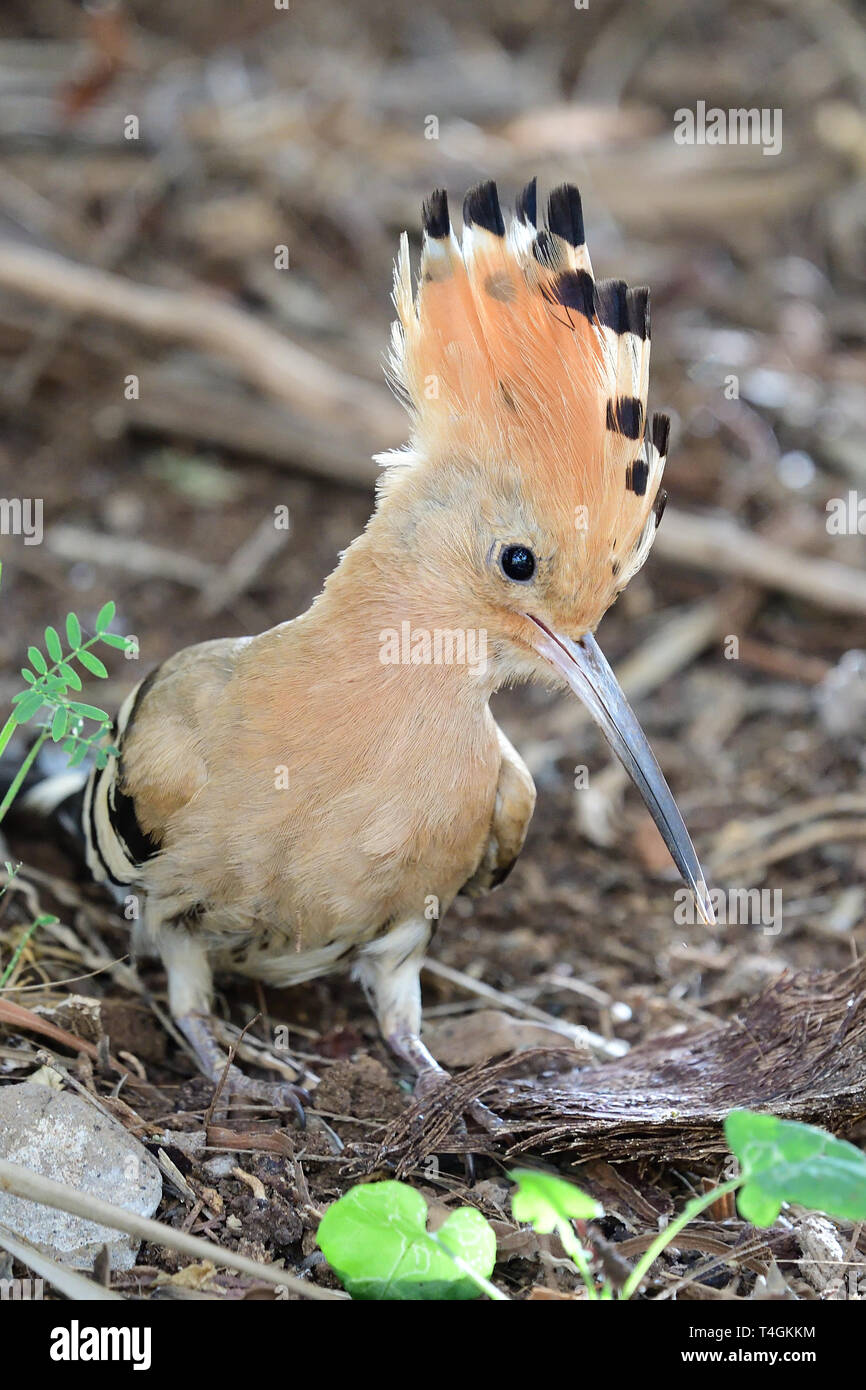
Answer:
0, 0, 865, 1055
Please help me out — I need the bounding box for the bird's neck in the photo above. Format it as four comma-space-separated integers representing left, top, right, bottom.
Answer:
302, 502, 497, 709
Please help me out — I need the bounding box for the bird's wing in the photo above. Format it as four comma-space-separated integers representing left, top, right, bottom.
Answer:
459, 721, 536, 897
83, 637, 246, 887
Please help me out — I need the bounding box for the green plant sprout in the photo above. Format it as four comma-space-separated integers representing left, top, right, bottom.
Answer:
0, 909, 60, 989
0, 862, 59, 990
0, 574, 130, 824
510, 1167, 602, 1299
0, 573, 128, 977
316, 1111, 866, 1300
316, 1181, 501, 1300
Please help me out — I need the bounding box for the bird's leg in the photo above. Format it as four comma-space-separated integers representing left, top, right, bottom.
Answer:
387, 1030, 443, 1078
157, 924, 307, 1124
388, 1030, 506, 1138
354, 920, 505, 1138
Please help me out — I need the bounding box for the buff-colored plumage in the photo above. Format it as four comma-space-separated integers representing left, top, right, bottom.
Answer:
72, 179, 685, 1113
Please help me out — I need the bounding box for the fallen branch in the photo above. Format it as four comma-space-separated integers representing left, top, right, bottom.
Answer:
713, 818, 866, 879
45, 523, 213, 589
422, 957, 627, 1059
0, 1220, 124, 1301
654, 509, 866, 616
198, 512, 291, 617
711, 793, 866, 876
0, 1158, 343, 1299
126, 374, 379, 487
0, 241, 401, 444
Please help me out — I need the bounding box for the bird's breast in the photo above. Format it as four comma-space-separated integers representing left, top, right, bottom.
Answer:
145, 653, 502, 966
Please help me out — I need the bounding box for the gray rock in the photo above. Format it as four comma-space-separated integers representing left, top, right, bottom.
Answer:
0, 1082, 162, 1271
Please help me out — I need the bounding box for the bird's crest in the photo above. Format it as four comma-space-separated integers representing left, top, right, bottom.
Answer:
384, 178, 669, 593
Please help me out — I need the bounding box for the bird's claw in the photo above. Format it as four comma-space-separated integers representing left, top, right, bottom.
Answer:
465, 1095, 508, 1137
177, 1013, 308, 1126
219, 1064, 309, 1127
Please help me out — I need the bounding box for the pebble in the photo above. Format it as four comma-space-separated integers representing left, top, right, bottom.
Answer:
0, 1082, 162, 1272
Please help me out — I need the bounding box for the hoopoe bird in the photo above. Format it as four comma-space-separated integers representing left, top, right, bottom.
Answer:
45, 180, 714, 1119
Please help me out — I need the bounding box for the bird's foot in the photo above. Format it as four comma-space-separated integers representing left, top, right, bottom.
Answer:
413, 1065, 507, 1137
177, 1012, 308, 1126
218, 1063, 309, 1127
388, 1030, 510, 1178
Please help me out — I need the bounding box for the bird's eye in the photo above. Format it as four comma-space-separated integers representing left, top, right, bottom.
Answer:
500, 544, 536, 582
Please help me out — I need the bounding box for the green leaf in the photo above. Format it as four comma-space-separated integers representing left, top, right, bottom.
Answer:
44, 626, 63, 662
58, 662, 82, 691
95, 600, 116, 633
66, 612, 82, 648
316, 1181, 497, 1300
76, 650, 108, 679
27, 646, 47, 675
726, 1110, 866, 1227
99, 632, 131, 650
93, 749, 108, 769
12, 691, 45, 725
67, 743, 89, 768
51, 707, 69, 742
67, 702, 110, 721
20, 669, 35, 685
510, 1168, 602, 1233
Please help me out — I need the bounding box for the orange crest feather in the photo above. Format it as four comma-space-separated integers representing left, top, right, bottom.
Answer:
385, 179, 669, 592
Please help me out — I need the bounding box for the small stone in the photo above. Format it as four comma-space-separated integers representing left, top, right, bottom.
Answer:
202, 1153, 237, 1181
817, 650, 866, 742
0, 1083, 162, 1272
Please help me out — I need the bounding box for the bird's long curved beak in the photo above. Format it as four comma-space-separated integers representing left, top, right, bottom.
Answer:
526, 617, 715, 926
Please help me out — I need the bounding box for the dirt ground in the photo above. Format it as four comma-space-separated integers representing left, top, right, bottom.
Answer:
0, 0, 865, 1300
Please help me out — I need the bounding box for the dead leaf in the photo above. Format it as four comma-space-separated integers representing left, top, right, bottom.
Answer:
423, 1009, 576, 1067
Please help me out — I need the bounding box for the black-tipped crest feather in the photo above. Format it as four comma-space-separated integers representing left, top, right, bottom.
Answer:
422, 188, 450, 240
626, 458, 649, 496
547, 184, 585, 248
626, 286, 650, 341
651, 412, 671, 457
606, 396, 645, 439
395, 180, 670, 596
515, 176, 537, 227
463, 180, 505, 236
547, 269, 595, 320
531, 230, 557, 267
594, 279, 630, 335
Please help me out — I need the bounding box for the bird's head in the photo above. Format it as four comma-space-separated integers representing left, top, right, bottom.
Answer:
377, 178, 712, 924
